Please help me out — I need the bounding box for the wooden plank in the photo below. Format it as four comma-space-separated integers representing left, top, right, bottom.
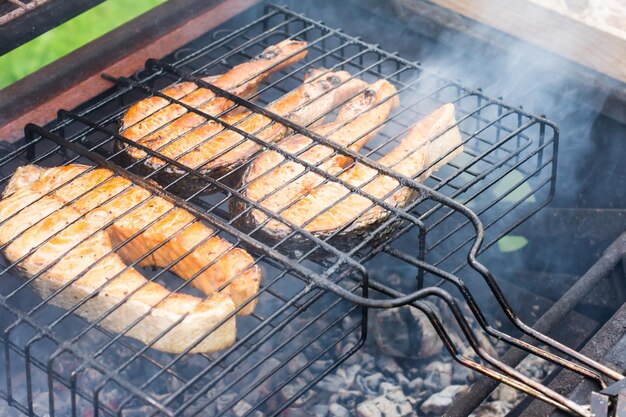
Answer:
0, 0, 260, 142
426, 0, 626, 84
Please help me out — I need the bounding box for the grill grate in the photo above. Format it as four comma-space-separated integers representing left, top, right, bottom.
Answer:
0, 4, 618, 417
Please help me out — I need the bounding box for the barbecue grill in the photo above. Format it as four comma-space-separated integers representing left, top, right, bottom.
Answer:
0, 1, 624, 417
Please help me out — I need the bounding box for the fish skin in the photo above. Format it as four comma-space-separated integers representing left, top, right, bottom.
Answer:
234, 79, 400, 232
234, 103, 463, 244
0, 164, 264, 353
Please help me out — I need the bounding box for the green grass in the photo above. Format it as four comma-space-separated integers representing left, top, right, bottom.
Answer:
0, 0, 166, 89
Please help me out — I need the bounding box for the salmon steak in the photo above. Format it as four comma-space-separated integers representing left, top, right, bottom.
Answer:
233, 103, 463, 243
233, 79, 399, 231
147, 69, 366, 172
0, 164, 262, 354
118, 39, 308, 193
121, 39, 308, 148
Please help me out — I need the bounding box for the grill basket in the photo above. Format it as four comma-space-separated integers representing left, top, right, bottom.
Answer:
0, 4, 619, 417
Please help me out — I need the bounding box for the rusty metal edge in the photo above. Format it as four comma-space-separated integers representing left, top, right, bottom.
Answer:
0, 0, 106, 55
0, 0, 261, 143
519, 298, 626, 416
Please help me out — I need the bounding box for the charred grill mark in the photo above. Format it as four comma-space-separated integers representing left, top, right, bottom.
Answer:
254, 47, 281, 61
363, 88, 376, 100
329, 75, 342, 86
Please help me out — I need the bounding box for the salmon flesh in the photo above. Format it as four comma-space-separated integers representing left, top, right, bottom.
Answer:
120, 63, 368, 195
233, 103, 463, 243
234, 79, 399, 233
0, 164, 262, 353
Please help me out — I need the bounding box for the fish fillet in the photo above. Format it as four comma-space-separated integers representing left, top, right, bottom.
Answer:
236, 103, 463, 240
237, 79, 400, 231
0, 164, 263, 353
121, 39, 309, 151
142, 69, 367, 171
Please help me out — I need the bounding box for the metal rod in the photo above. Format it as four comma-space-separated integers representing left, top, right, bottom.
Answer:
444, 232, 626, 417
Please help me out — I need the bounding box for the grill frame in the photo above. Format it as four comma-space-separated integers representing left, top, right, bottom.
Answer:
1, 3, 615, 417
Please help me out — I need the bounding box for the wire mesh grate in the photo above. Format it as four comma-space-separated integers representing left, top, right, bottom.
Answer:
1, 3, 607, 417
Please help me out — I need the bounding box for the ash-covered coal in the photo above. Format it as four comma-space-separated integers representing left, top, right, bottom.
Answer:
0, 270, 365, 417
275, 310, 555, 417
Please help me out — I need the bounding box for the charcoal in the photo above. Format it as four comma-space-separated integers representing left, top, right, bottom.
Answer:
395, 372, 411, 389
357, 372, 385, 394
288, 353, 314, 380
422, 361, 452, 391
360, 353, 376, 372
216, 393, 238, 413
284, 407, 314, 417
491, 385, 519, 403
32, 392, 50, 417
355, 387, 416, 417
377, 356, 403, 375
406, 377, 424, 392
233, 400, 253, 417
310, 359, 334, 374
452, 362, 476, 384
469, 400, 512, 417
340, 337, 364, 365
317, 364, 361, 392
310, 404, 330, 417
329, 403, 350, 417
379, 381, 400, 394
420, 385, 467, 415
281, 378, 317, 406
338, 388, 364, 408
373, 305, 443, 359
518, 356, 555, 380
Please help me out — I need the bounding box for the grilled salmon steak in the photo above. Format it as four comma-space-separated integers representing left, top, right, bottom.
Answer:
234, 103, 463, 241
0, 164, 262, 353
121, 39, 308, 146
235, 79, 400, 233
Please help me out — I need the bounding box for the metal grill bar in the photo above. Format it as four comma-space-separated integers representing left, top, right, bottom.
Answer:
109, 73, 430, 232
23, 121, 361, 352
1, 301, 175, 417
0, 126, 360, 412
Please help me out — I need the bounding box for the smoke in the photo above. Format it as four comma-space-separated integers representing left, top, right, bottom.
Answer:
282, 0, 626, 294
387, 3, 626, 278
396, 2, 624, 212
289, 0, 625, 212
